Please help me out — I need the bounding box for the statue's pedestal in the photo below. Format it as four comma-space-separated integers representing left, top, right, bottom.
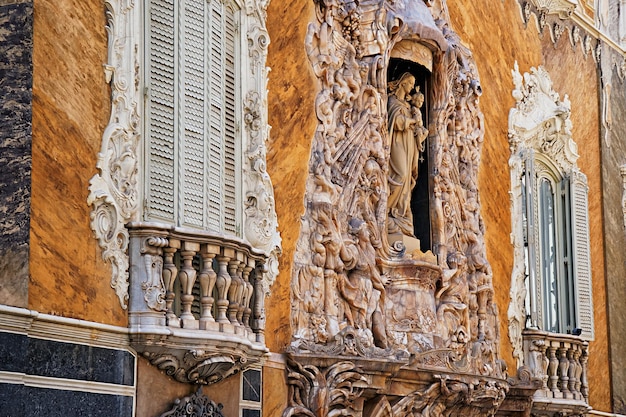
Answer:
380, 258, 442, 353
388, 233, 437, 263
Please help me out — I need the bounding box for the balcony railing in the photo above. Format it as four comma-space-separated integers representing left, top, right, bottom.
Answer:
126, 222, 270, 385
522, 329, 590, 416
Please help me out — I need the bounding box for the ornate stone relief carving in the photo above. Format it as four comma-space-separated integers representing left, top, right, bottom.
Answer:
507, 62, 579, 368
159, 387, 225, 417
517, 0, 600, 61
523, 0, 577, 20
89, 0, 281, 308
288, 0, 506, 415
284, 355, 507, 417
243, 1, 282, 293
88, 0, 141, 308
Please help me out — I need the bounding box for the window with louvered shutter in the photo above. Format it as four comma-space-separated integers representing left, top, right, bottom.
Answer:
521, 155, 594, 340
145, 0, 241, 235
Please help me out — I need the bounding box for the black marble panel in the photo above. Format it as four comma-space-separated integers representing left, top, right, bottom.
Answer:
0, 332, 135, 385
0, 1, 33, 248
0, 0, 33, 306
0, 384, 133, 417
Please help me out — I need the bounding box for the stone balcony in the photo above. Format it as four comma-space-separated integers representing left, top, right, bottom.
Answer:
126, 222, 270, 385
522, 329, 590, 417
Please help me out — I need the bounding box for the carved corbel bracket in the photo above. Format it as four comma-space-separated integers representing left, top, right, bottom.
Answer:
143, 349, 253, 385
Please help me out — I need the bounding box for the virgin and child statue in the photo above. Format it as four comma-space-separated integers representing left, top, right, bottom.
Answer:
387, 72, 429, 240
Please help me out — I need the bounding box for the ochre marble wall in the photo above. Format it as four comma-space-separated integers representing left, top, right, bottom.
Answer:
29, 0, 126, 326
265, 0, 318, 354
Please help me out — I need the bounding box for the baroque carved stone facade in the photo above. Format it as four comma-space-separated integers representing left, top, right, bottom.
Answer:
287, 0, 507, 415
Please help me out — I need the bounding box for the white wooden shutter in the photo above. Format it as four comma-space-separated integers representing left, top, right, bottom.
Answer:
147, 0, 177, 222
146, 0, 241, 235
569, 169, 594, 340
223, 2, 238, 234
522, 150, 542, 329
207, 0, 225, 231
181, 0, 207, 228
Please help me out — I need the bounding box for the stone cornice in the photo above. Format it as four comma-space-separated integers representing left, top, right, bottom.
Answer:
0, 304, 130, 350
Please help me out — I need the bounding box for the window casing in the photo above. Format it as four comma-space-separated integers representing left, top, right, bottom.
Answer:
144, 0, 242, 235
508, 64, 594, 368
522, 155, 580, 335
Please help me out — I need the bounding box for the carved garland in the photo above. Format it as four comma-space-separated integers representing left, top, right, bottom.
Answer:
507, 62, 579, 368
89, 0, 281, 308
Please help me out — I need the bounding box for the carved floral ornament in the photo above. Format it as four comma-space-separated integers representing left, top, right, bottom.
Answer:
88, 0, 281, 308
286, 0, 507, 415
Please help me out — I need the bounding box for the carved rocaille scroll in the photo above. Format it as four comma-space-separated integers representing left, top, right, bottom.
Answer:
287, 0, 506, 415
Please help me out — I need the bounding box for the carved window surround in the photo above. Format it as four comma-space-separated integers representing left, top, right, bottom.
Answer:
521, 329, 590, 416
508, 63, 594, 376
88, 0, 280, 384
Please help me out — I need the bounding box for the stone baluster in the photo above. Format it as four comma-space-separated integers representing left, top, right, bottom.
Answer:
241, 257, 255, 333
567, 344, 578, 396
162, 239, 180, 326
574, 344, 583, 398
178, 241, 200, 328
252, 262, 267, 343
558, 344, 571, 397
198, 244, 219, 329
227, 255, 242, 325
580, 342, 589, 403
236, 256, 249, 326
547, 343, 559, 395
215, 249, 233, 324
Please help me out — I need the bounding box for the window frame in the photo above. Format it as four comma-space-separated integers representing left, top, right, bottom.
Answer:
507, 63, 594, 369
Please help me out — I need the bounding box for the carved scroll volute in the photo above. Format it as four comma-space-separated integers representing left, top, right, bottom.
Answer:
140, 237, 168, 311
88, 0, 141, 309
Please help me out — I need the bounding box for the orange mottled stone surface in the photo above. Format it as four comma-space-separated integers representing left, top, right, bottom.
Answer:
29, 0, 126, 326
265, 0, 318, 353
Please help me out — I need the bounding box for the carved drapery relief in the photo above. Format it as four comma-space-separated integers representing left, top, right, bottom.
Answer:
507, 63, 579, 368
90, 0, 281, 308
288, 0, 505, 415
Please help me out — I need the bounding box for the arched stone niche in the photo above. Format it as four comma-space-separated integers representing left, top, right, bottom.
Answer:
286, 1, 507, 415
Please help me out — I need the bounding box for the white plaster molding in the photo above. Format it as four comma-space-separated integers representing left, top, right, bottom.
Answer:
529, 0, 577, 19
0, 304, 131, 350
508, 62, 579, 368
0, 371, 136, 397
88, 0, 142, 309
